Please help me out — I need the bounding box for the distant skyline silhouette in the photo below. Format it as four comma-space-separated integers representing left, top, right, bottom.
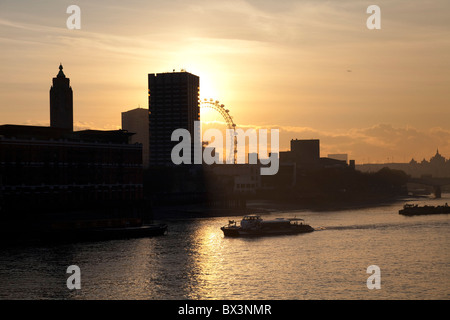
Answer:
1, 0, 449, 163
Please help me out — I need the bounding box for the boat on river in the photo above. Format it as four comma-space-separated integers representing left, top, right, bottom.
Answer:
221, 215, 314, 237
399, 203, 450, 216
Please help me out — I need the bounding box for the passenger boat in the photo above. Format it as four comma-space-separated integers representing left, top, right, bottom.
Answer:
221, 215, 314, 237
399, 203, 450, 216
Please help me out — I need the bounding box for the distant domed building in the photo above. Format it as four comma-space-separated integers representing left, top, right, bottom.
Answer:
430, 149, 446, 166
358, 149, 449, 178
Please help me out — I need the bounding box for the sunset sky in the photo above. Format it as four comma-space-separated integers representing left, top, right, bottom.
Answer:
1, 0, 449, 164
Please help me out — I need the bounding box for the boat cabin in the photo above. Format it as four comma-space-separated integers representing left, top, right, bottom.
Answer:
288, 218, 305, 226
239, 215, 307, 230
240, 215, 262, 229
242, 215, 261, 221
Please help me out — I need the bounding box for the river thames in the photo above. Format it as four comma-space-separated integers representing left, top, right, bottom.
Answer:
0, 195, 448, 300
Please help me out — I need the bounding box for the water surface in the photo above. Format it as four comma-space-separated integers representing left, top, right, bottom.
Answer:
0, 195, 449, 299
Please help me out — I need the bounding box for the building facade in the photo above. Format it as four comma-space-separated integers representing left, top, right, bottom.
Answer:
205, 164, 262, 194
148, 71, 200, 166
0, 125, 143, 216
328, 154, 348, 164
290, 139, 320, 165
122, 108, 150, 168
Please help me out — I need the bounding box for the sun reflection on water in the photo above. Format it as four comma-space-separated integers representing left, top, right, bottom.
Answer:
0, 199, 449, 299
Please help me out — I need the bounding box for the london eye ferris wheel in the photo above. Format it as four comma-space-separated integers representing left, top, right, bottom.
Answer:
200, 98, 237, 164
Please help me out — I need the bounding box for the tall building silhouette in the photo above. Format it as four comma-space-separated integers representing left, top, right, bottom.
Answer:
148, 71, 200, 166
50, 64, 73, 131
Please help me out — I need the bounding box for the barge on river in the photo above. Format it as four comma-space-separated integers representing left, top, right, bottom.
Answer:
41, 223, 168, 243
399, 203, 450, 216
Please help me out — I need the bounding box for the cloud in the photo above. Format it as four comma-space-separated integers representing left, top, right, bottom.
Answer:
213, 122, 450, 163
22, 119, 49, 127
74, 121, 119, 131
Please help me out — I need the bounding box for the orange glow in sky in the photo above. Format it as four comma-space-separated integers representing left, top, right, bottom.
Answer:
1, 0, 449, 163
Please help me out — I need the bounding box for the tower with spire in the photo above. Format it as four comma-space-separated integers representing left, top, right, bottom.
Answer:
430, 148, 446, 165
50, 64, 73, 131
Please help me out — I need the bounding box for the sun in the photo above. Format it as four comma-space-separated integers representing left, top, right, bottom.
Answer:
200, 75, 219, 101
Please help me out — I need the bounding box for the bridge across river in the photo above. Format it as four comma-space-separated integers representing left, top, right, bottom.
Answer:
408, 177, 450, 198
